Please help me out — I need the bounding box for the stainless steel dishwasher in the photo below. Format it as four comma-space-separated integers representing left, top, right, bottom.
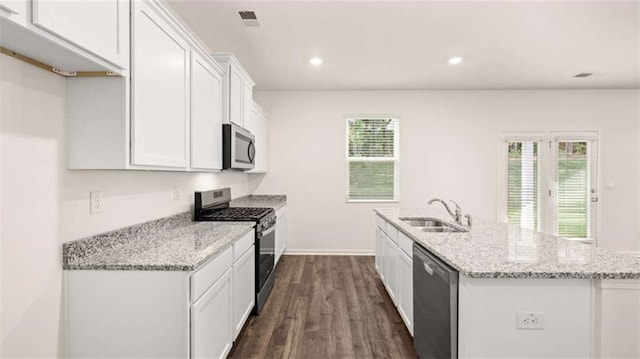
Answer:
413, 243, 459, 359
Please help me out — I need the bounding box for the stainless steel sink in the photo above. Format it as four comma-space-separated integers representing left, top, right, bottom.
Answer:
399, 217, 468, 233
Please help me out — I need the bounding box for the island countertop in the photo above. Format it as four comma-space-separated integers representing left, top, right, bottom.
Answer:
375, 208, 640, 279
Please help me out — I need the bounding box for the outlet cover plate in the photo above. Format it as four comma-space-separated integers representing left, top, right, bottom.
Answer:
516, 312, 544, 330
90, 191, 104, 214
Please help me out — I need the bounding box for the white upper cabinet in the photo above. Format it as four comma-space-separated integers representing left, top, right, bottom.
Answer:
31, 0, 129, 68
131, 1, 189, 168
243, 81, 253, 127
190, 51, 224, 170
212, 53, 256, 130
248, 101, 269, 173
229, 64, 244, 128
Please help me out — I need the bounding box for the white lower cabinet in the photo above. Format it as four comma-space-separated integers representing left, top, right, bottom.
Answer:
397, 250, 414, 336
66, 229, 256, 358
191, 269, 233, 359
374, 214, 413, 336
384, 234, 399, 305
232, 246, 255, 339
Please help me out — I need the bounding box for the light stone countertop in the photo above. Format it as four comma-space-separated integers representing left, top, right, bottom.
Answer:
230, 194, 287, 211
63, 212, 255, 271
375, 208, 640, 279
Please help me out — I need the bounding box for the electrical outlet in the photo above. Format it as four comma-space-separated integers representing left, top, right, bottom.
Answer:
90, 191, 104, 214
517, 312, 544, 330
173, 186, 180, 201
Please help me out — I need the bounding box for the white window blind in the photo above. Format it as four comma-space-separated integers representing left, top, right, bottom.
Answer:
507, 141, 539, 231
556, 141, 590, 238
346, 117, 399, 201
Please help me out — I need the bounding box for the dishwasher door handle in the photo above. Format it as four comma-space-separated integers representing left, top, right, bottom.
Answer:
423, 262, 434, 275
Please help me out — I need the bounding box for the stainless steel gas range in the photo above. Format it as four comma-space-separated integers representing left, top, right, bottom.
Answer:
194, 188, 276, 314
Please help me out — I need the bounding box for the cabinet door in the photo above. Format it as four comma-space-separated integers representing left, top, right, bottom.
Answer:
31, 0, 128, 67
132, 2, 189, 168
281, 214, 287, 256
242, 81, 253, 129
229, 65, 244, 127
191, 269, 233, 359
232, 246, 255, 339
275, 213, 287, 265
384, 235, 398, 305
191, 52, 223, 170
398, 251, 413, 336
378, 228, 386, 281
375, 227, 382, 275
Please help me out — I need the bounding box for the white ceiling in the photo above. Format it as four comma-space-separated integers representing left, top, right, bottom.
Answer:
165, 0, 640, 91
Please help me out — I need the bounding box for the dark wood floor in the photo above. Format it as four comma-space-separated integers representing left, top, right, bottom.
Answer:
228, 255, 416, 359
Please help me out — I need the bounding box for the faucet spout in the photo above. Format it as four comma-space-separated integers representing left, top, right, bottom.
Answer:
427, 198, 465, 225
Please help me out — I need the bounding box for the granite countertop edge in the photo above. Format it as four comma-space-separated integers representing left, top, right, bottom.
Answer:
374, 209, 640, 280
63, 213, 255, 272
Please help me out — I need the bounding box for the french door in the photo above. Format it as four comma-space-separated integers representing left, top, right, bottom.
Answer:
502, 132, 598, 242
548, 135, 598, 241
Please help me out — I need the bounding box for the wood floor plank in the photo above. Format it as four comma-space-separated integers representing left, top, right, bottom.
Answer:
228, 255, 417, 359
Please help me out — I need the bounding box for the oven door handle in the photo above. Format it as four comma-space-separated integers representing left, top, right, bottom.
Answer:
261, 225, 276, 236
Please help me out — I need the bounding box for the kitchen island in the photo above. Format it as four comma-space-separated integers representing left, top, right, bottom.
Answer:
374, 208, 640, 358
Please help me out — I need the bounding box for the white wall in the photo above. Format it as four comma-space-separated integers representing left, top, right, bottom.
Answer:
254, 90, 640, 254
0, 54, 255, 357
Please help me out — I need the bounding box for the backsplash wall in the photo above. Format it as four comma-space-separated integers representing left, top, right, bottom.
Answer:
0, 54, 256, 357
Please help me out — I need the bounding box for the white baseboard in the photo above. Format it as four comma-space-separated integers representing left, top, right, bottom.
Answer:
283, 249, 375, 256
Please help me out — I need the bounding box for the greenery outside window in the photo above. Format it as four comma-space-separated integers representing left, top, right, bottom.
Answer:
346, 117, 399, 202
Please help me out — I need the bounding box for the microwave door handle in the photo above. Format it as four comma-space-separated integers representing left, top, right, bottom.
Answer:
248, 140, 256, 163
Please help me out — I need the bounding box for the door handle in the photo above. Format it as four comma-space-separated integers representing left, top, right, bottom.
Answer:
248, 140, 256, 163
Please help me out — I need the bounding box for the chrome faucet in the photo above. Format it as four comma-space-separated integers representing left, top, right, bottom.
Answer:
427, 198, 471, 227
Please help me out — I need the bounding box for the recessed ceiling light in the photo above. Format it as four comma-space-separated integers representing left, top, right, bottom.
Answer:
309, 57, 324, 66
448, 56, 464, 65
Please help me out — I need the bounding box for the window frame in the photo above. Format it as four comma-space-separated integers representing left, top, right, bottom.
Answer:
345, 115, 400, 203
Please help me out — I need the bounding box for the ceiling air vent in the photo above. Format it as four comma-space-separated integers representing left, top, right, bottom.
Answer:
239, 11, 260, 27
574, 73, 594, 78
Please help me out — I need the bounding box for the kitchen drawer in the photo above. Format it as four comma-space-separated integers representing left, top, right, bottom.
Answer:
397, 230, 413, 256
385, 223, 398, 244
375, 215, 387, 232
233, 229, 255, 262
191, 246, 233, 302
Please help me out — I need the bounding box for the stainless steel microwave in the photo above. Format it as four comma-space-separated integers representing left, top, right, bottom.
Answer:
222, 123, 255, 170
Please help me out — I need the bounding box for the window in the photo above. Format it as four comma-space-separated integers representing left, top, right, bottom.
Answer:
499, 132, 598, 241
346, 117, 399, 202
